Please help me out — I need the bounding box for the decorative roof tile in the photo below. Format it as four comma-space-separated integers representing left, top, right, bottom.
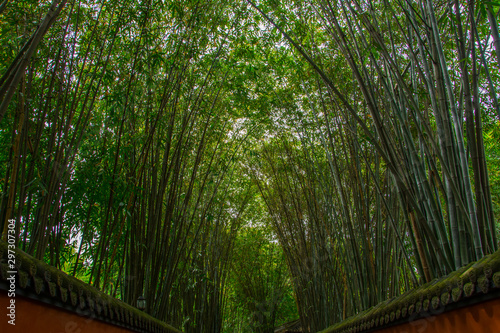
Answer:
0, 241, 181, 333
319, 249, 500, 333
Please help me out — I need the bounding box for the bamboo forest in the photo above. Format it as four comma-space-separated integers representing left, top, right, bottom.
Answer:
0, 0, 499, 332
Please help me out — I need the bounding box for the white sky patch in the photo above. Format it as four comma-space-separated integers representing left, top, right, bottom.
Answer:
227, 117, 249, 139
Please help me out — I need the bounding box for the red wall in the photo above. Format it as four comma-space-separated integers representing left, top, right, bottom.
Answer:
2, 288, 500, 333
372, 297, 500, 333
0, 290, 138, 333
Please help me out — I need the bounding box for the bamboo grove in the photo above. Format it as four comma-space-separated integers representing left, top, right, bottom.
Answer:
1, 0, 499, 332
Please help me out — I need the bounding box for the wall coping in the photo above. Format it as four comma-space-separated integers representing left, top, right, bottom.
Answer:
319, 249, 500, 333
0, 240, 182, 333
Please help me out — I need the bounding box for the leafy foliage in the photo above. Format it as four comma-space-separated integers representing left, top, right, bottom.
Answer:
0, 0, 499, 332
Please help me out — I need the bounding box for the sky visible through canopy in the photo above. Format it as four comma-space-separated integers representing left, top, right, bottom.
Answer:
0, 0, 500, 332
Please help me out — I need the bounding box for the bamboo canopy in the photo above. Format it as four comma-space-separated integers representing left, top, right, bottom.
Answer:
0, 0, 499, 332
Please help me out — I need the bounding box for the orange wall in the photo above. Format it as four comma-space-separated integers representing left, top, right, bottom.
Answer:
0, 290, 138, 333
2, 288, 499, 333
373, 297, 500, 333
